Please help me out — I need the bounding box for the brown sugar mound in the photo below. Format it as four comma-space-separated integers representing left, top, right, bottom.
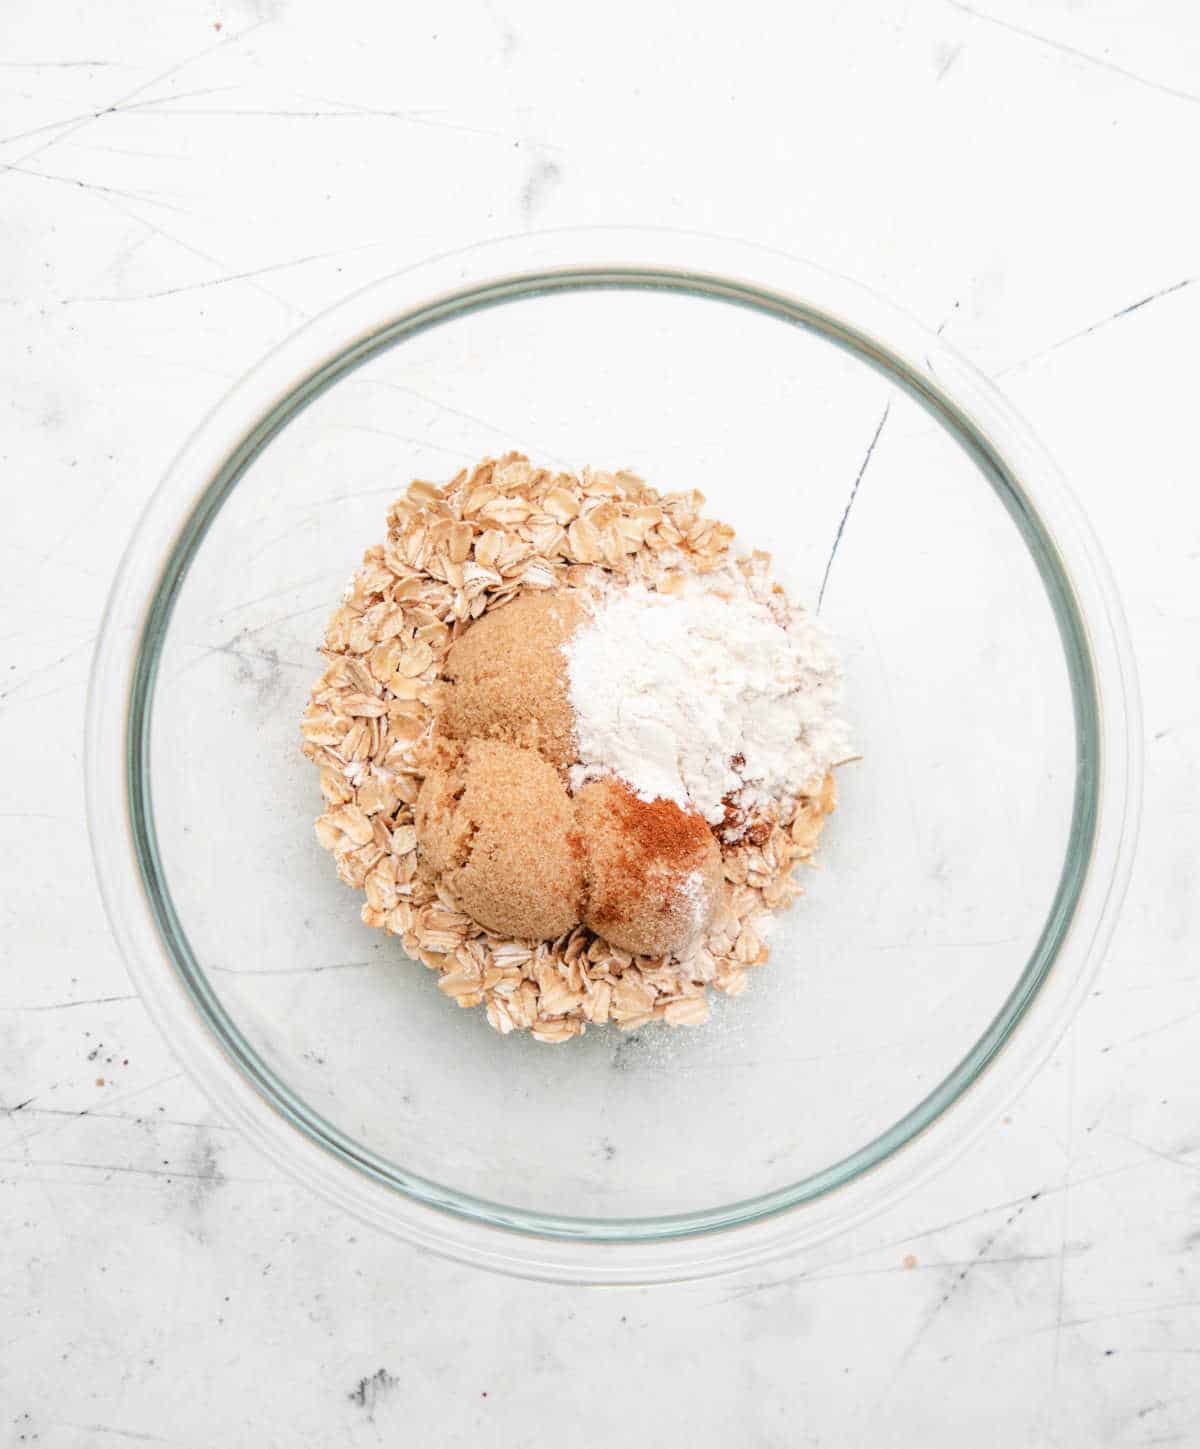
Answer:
575, 777, 725, 958
440, 590, 587, 768
415, 738, 583, 941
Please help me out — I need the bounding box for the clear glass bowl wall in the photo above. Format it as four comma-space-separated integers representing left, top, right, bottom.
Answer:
87, 234, 1140, 1281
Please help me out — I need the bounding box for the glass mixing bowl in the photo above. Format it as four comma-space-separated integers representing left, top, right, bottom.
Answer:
86, 230, 1140, 1282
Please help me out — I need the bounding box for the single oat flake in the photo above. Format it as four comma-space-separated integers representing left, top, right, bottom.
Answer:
300, 454, 840, 1041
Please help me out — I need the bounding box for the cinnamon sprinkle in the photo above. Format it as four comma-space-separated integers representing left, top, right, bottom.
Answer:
606, 788, 715, 869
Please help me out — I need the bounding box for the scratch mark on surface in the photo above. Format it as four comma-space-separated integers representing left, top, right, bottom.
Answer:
232, 602, 329, 641
717, 1266, 812, 1303
326, 422, 481, 462
1095, 974, 1200, 994
935, 43, 964, 81
202, 568, 345, 619
168, 638, 302, 704
859, 1194, 1038, 1426
946, 1, 1200, 106
128, 97, 561, 150
1104, 1130, 1200, 1175
0, 86, 239, 149
920, 1202, 1034, 1335
817, 401, 891, 612
1099, 1003, 1200, 1054
59, 241, 384, 303
119, 105, 363, 119
984, 1296, 1200, 1343
936, 298, 961, 336
0, 1156, 272, 1185
243, 518, 318, 564
1060, 1301, 1200, 1332
301, 92, 549, 146
173, 634, 310, 682
1046, 1026, 1079, 1440
998, 278, 1194, 375
90, 194, 307, 319
0, 635, 98, 703
875, 936, 1020, 952
754, 1174, 1147, 1302
804, 1250, 1060, 1283
61, 1423, 195, 1446
60, 139, 193, 162
320, 484, 426, 506
0, 678, 93, 712
208, 959, 377, 978
0, 20, 268, 168
1, 1089, 67, 1231
0, 160, 188, 212
724, 1247, 1061, 1301
0, 994, 137, 1013
352, 376, 574, 469
14, 1106, 235, 1132
0, 59, 132, 70
20, 1071, 186, 1145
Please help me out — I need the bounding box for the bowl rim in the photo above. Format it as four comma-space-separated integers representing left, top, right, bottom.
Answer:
85, 227, 1142, 1282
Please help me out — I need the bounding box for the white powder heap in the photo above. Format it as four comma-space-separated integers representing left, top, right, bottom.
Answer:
564, 564, 850, 827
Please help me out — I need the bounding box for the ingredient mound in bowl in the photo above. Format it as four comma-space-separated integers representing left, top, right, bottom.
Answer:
301, 454, 850, 1042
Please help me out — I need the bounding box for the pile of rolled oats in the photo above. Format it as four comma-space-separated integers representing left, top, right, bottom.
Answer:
300, 454, 836, 1042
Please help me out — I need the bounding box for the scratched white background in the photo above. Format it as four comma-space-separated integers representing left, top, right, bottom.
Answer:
3, 2, 1199, 1445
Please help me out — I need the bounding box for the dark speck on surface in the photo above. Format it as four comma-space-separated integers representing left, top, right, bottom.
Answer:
612, 1032, 647, 1071
349, 1368, 397, 1420
185, 1130, 226, 1238
519, 159, 562, 220
229, 637, 285, 706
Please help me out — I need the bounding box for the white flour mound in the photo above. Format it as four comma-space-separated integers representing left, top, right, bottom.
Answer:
564, 564, 850, 826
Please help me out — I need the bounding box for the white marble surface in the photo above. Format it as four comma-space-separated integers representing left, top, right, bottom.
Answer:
2, 2, 1198, 1444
